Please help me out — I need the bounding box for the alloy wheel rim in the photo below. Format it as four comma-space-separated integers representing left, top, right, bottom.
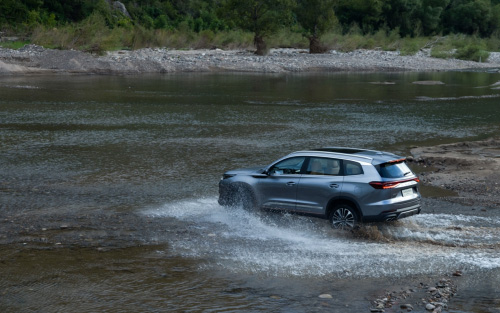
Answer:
331, 208, 355, 229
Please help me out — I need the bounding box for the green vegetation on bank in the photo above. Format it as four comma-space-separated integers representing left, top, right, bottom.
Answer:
1, 0, 500, 60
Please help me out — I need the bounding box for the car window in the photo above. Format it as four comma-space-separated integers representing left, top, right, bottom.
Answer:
377, 161, 412, 178
269, 157, 305, 175
344, 161, 363, 176
307, 157, 341, 176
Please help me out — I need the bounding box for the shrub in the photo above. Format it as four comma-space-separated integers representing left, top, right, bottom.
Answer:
454, 44, 490, 62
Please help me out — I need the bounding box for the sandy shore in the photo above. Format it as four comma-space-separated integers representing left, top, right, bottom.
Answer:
1, 45, 500, 74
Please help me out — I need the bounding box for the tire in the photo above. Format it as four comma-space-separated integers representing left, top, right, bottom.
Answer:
234, 185, 257, 211
329, 204, 359, 230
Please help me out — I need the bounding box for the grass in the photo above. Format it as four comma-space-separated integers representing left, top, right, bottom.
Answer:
0, 40, 31, 49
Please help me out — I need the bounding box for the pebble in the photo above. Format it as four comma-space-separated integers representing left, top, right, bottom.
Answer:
318, 294, 332, 299
3, 45, 500, 74
426, 303, 436, 311
452, 270, 463, 276
400, 303, 414, 311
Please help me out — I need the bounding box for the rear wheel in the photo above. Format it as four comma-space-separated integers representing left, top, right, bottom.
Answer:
329, 204, 358, 230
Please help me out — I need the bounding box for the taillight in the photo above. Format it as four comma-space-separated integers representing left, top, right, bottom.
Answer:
369, 178, 420, 189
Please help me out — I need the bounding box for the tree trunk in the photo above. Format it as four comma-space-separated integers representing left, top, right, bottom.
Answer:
309, 36, 327, 54
254, 35, 268, 56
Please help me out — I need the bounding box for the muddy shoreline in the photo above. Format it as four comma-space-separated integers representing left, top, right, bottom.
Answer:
2, 45, 500, 74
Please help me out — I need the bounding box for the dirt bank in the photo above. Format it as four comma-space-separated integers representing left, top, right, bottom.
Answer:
410, 137, 500, 209
1, 45, 500, 74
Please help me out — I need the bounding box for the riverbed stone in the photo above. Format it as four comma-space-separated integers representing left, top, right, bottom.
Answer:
426, 303, 436, 311
2, 46, 500, 74
400, 303, 414, 311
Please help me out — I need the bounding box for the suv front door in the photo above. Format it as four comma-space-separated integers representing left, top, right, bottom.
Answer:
257, 156, 305, 211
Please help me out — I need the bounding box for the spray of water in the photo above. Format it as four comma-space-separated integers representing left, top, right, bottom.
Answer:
144, 198, 500, 278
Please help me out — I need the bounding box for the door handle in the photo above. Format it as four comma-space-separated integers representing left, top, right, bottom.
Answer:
286, 182, 296, 186
329, 183, 339, 188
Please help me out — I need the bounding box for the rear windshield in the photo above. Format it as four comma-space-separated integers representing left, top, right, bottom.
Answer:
376, 161, 413, 178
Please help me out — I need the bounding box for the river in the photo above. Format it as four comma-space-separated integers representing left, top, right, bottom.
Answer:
1, 72, 500, 312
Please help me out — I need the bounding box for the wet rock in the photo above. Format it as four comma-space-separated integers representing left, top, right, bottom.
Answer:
433, 306, 443, 313
452, 270, 463, 276
400, 303, 414, 311
426, 303, 436, 310
412, 80, 445, 85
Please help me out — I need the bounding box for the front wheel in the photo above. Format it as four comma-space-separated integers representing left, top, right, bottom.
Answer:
329, 204, 358, 230
233, 185, 257, 211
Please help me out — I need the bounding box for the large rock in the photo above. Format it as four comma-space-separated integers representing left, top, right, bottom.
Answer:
107, 0, 131, 18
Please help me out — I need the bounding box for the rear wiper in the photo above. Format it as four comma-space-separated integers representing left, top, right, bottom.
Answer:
403, 171, 412, 176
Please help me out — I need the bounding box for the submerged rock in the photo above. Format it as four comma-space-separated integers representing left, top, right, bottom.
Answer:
318, 293, 333, 299
412, 80, 445, 85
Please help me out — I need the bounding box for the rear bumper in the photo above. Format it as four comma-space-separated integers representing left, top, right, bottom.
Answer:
362, 199, 422, 223
366, 205, 421, 222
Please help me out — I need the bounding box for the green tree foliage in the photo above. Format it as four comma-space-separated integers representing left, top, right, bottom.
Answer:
335, 0, 383, 33
0, 0, 42, 26
380, 0, 449, 37
443, 0, 494, 36
381, 0, 420, 36
3, 0, 500, 55
295, 0, 337, 53
221, 0, 294, 55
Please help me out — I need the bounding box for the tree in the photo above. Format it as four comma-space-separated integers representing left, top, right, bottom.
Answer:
295, 0, 337, 53
335, 0, 383, 33
381, 0, 420, 37
222, 0, 294, 55
443, 0, 493, 36
0, 0, 42, 26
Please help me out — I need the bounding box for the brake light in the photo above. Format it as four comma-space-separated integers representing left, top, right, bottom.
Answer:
387, 158, 406, 164
369, 178, 420, 189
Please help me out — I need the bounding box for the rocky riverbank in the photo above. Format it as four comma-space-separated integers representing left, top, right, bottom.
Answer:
409, 137, 500, 209
2, 44, 500, 74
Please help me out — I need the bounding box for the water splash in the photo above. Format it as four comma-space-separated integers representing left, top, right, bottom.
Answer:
144, 199, 500, 278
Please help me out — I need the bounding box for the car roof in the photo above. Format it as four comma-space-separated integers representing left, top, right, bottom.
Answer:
289, 147, 405, 165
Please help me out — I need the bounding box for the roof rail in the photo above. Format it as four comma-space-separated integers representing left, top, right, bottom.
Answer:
293, 150, 374, 161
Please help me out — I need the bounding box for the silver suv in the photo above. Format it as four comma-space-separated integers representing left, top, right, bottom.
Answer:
218, 148, 421, 229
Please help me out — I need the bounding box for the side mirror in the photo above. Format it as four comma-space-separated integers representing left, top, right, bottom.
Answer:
252, 173, 269, 178
252, 169, 269, 178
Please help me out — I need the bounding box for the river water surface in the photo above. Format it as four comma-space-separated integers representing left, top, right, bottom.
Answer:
1, 72, 500, 312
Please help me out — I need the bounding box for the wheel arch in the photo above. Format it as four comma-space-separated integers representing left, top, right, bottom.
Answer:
326, 196, 362, 221
230, 182, 259, 208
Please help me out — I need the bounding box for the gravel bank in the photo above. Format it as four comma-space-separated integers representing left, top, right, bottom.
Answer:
410, 138, 500, 210
1, 45, 500, 74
